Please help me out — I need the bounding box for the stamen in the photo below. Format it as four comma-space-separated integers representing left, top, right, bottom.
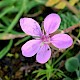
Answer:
41, 35, 51, 44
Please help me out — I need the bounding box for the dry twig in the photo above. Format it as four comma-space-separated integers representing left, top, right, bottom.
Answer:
62, 23, 80, 33
0, 34, 26, 40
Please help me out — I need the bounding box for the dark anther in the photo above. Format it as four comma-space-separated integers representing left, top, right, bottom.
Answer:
47, 48, 49, 50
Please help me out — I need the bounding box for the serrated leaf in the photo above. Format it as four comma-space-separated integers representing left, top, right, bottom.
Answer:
59, 12, 80, 30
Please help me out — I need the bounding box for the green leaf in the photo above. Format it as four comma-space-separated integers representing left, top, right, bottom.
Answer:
0, 40, 13, 59
45, 60, 53, 69
63, 77, 73, 80
76, 53, 80, 63
46, 63, 51, 69
0, 0, 16, 8
0, 6, 15, 18
14, 36, 31, 46
65, 57, 79, 72
35, 0, 47, 4
33, 69, 46, 78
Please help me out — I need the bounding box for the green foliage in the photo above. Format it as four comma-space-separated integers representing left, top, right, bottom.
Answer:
75, 54, 80, 78
63, 77, 73, 80
14, 36, 31, 46
0, 0, 16, 8
59, 12, 80, 30
65, 57, 79, 72
0, 40, 13, 59
65, 56, 80, 80
33, 60, 65, 80
35, 0, 47, 4
0, 0, 41, 34
76, 53, 80, 64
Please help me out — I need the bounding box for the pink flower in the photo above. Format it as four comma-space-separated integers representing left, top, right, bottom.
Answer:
20, 13, 73, 64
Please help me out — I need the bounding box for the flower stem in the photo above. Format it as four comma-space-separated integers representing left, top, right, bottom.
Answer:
53, 48, 70, 67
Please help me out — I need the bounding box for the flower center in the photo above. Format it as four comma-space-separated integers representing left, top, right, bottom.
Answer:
41, 35, 50, 44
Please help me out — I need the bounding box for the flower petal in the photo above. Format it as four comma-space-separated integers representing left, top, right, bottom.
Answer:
21, 39, 41, 57
44, 13, 61, 34
51, 34, 73, 49
20, 18, 42, 36
36, 44, 51, 64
